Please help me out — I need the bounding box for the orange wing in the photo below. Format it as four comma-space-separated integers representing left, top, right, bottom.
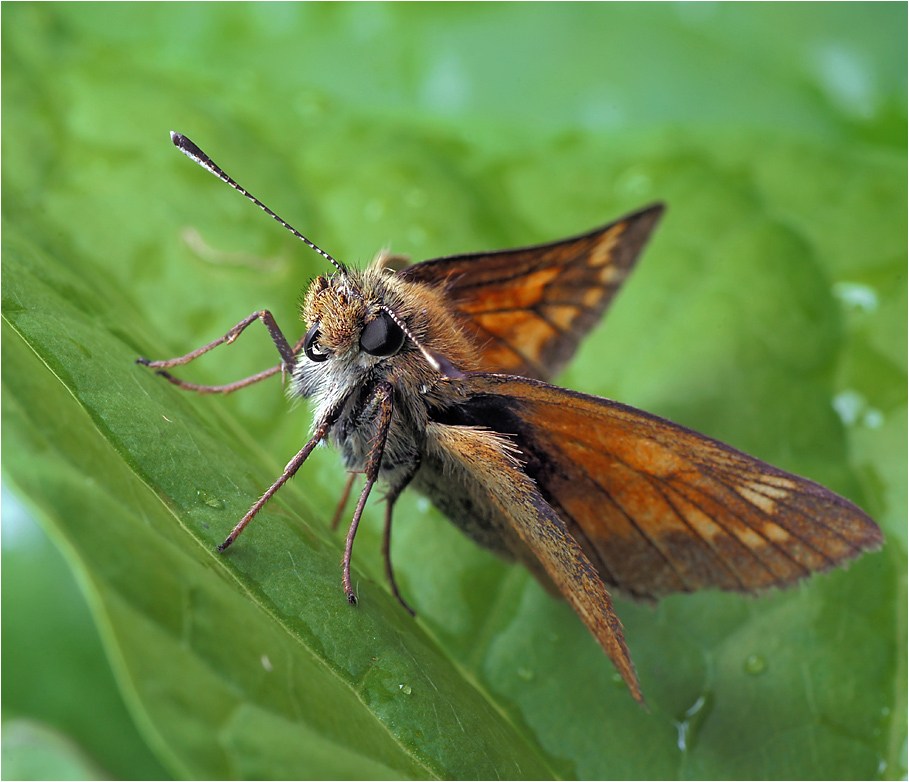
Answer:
400, 205, 664, 380
434, 374, 882, 600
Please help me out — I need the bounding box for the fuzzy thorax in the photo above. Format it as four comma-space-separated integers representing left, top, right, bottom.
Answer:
291, 267, 481, 466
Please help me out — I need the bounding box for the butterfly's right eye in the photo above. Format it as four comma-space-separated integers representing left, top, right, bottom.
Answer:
303, 321, 329, 362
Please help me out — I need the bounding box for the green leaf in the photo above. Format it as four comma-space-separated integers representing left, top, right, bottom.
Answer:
2, 719, 109, 781
1, 489, 172, 780
3, 4, 905, 780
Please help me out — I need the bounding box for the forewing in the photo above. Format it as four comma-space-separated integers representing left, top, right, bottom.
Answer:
400, 205, 664, 380
435, 375, 883, 600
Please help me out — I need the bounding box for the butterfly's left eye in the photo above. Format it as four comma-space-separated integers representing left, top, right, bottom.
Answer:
360, 310, 406, 357
303, 321, 329, 362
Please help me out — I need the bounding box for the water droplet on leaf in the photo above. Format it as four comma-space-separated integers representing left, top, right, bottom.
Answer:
744, 653, 767, 675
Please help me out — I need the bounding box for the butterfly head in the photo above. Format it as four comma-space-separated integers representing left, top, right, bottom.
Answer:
300, 271, 408, 367
295, 266, 477, 404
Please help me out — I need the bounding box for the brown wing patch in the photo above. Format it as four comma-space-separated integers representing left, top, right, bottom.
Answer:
438, 375, 882, 600
453, 267, 564, 313
468, 311, 558, 377
400, 204, 664, 381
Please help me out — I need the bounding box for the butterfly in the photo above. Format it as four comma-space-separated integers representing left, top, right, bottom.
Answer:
139, 133, 883, 704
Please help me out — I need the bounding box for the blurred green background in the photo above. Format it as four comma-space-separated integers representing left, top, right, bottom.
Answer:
3, 3, 906, 780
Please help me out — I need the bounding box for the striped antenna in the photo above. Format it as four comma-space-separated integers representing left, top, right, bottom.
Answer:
170, 131, 346, 273
379, 305, 466, 380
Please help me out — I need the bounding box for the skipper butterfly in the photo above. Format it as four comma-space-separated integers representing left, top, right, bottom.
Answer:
139, 133, 882, 703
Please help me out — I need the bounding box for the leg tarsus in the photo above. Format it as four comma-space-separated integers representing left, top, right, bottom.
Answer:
383, 500, 416, 616
342, 476, 375, 604
382, 458, 421, 616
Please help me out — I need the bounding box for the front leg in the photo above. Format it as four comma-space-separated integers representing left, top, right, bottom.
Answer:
218, 404, 343, 551
137, 310, 299, 393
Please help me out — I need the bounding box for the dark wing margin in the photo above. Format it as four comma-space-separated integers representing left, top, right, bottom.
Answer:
400, 204, 664, 381
433, 374, 883, 601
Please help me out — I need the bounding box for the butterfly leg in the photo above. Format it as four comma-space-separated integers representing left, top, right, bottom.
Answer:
149, 363, 283, 394
342, 382, 395, 605
382, 459, 421, 616
330, 472, 359, 531
218, 406, 340, 551
137, 311, 304, 394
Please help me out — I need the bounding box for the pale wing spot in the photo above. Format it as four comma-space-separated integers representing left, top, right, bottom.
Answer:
736, 528, 767, 551
736, 485, 778, 516
582, 287, 605, 308
744, 479, 792, 501
682, 502, 727, 543
755, 474, 798, 492
761, 523, 793, 544
586, 225, 623, 267
541, 304, 581, 331
597, 264, 623, 285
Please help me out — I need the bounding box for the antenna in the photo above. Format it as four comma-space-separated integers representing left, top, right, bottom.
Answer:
170, 131, 346, 274
379, 305, 466, 380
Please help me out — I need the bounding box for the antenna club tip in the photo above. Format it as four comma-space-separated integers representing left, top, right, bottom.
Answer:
170, 132, 208, 167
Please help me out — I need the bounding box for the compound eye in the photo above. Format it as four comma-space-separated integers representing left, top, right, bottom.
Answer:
359, 310, 405, 357
303, 321, 329, 362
